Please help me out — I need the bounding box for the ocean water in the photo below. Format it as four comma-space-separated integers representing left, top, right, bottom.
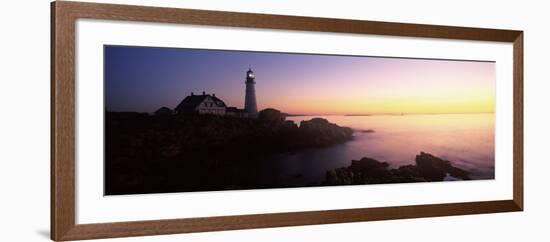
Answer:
263, 113, 495, 185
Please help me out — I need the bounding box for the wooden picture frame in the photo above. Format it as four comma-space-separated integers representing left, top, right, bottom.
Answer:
51, 1, 523, 241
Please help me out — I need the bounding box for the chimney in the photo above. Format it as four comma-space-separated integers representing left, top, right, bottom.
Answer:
191, 92, 194, 96
213, 93, 216, 97
202, 91, 206, 95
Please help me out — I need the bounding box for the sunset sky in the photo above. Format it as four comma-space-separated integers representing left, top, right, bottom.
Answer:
105, 45, 495, 115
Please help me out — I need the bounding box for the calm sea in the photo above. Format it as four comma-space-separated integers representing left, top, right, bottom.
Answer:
262, 113, 495, 186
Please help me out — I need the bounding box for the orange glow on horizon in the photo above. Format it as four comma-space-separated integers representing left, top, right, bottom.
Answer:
260, 79, 495, 115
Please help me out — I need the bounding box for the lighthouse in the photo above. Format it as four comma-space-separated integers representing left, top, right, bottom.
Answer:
244, 68, 258, 117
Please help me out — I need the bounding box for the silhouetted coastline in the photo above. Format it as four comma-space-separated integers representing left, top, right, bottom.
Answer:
105, 112, 353, 195
324, 152, 470, 185
105, 112, 473, 195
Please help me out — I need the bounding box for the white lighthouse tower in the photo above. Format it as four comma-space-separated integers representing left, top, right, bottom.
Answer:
244, 68, 258, 117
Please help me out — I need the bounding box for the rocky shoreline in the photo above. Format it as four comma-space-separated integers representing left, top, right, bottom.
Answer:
105, 112, 471, 195
105, 112, 354, 194
324, 152, 470, 185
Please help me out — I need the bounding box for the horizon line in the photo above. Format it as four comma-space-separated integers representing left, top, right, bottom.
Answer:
106, 108, 495, 116
286, 111, 495, 116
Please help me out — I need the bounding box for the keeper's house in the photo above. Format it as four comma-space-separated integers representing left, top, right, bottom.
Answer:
175, 91, 252, 118
175, 92, 227, 116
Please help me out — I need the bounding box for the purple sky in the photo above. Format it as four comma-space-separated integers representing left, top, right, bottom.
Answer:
105, 45, 495, 114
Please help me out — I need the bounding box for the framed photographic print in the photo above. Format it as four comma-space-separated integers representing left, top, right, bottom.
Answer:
51, 1, 523, 241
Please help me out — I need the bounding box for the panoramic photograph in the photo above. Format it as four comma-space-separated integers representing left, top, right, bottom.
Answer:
104, 45, 495, 195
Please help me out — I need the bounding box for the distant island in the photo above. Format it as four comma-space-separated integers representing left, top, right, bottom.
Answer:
283, 113, 308, 117
345, 113, 407, 116
344, 114, 373, 116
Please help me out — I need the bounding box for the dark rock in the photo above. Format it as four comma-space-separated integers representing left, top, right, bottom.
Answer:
105, 112, 354, 194
449, 167, 471, 180
259, 108, 285, 122
350, 157, 391, 178
324, 152, 471, 186
299, 118, 353, 146
392, 164, 423, 181
415, 152, 470, 181
325, 168, 356, 185
283, 120, 298, 129
154, 107, 173, 116
324, 157, 391, 185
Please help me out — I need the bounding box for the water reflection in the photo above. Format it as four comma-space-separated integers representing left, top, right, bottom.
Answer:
265, 113, 494, 185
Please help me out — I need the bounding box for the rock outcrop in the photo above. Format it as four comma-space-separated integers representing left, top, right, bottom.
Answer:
324, 152, 470, 185
105, 112, 354, 195
298, 118, 354, 147
414, 152, 470, 181
154, 107, 173, 116
258, 108, 285, 122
